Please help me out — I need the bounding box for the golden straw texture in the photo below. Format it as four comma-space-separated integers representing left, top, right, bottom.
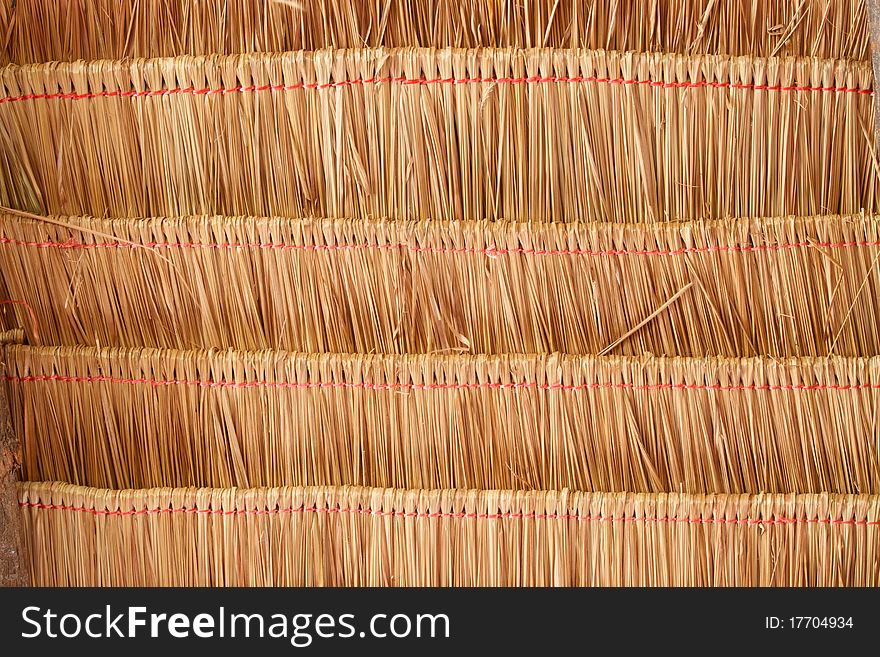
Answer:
0, 49, 874, 222
0, 328, 24, 345
7, 344, 880, 494
0, 0, 870, 63
4, 212, 880, 356
18, 481, 880, 586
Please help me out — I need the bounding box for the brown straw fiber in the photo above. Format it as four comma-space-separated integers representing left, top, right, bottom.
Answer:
0, 328, 24, 345
4, 212, 880, 356
7, 344, 880, 494
0, 1, 870, 64
18, 481, 880, 586
0, 49, 874, 222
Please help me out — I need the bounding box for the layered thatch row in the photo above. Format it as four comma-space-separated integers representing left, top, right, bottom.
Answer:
7, 344, 880, 494
0, 50, 874, 222
3, 212, 880, 356
0, 0, 869, 63
19, 481, 880, 586
3, 5, 878, 589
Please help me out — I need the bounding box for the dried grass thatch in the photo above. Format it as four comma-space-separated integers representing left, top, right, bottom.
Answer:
1, 49, 874, 221
3, 2, 879, 589
7, 344, 880, 494
19, 481, 880, 586
4, 212, 880, 356
0, 0, 869, 63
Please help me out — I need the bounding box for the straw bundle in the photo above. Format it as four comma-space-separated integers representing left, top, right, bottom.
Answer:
0, 329, 24, 345
8, 343, 880, 494
19, 481, 880, 586
0, 1, 869, 63
1, 49, 874, 222
4, 212, 880, 356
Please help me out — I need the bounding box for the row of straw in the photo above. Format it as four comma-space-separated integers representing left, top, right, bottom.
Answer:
19, 482, 880, 586
0, 50, 873, 221
0, 0, 870, 63
3, 1, 880, 586
3, 212, 880, 356
8, 344, 880, 494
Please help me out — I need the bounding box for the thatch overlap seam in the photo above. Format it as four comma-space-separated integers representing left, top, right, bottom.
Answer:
4, 234, 880, 258
17, 499, 880, 526
8, 372, 880, 394
0, 72, 873, 105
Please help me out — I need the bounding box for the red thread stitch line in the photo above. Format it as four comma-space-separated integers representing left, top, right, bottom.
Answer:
0, 74, 872, 105
0, 299, 39, 339
2, 236, 880, 259
17, 501, 879, 526
5, 373, 880, 394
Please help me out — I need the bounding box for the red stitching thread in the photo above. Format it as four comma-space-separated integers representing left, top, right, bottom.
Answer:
0, 299, 39, 338
0, 74, 872, 105
5, 373, 879, 393
1, 236, 879, 259
17, 500, 879, 526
